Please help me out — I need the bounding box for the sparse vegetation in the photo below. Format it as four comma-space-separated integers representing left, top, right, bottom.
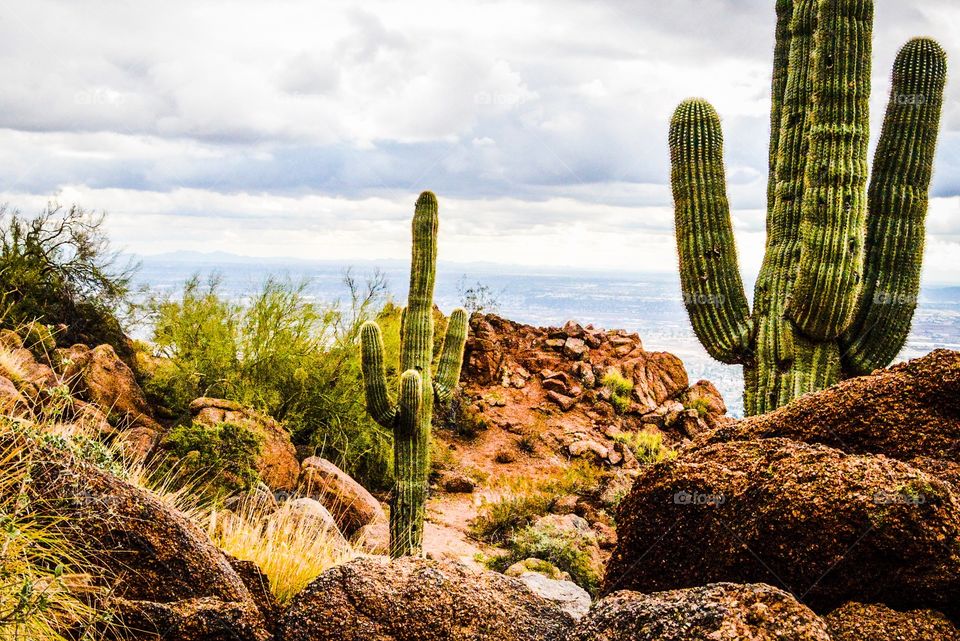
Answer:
470, 462, 602, 543
684, 397, 711, 418
602, 371, 633, 414
614, 429, 675, 465
0, 424, 111, 639
489, 522, 600, 595
457, 277, 503, 314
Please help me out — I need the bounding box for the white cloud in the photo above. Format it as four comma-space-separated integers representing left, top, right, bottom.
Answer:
0, 0, 958, 279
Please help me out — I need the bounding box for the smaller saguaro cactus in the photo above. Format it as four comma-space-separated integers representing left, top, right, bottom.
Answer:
360, 191, 468, 557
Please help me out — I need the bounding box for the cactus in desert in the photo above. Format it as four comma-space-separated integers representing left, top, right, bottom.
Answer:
360, 191, 468, 557
669, 0, 947, 415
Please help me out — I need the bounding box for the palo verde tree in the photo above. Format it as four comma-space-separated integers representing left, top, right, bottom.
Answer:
360, 191, 468, 557
669, 0, 947, 415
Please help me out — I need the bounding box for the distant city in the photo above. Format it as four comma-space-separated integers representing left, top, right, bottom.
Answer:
134, 253, 960, 417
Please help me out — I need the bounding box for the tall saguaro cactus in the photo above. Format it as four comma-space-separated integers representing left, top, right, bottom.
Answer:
360, 191, 468, 557
670, 0, 946, 415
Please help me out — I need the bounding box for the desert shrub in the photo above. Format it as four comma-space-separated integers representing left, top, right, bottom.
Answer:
434, 390, 488, 439
489, 523, 600, 594
159, 421, 263, 496
614, 429, 675, 464
457, 277, 502, 314
0, 205, 136, 356
470, 462, 602, 543
147, 272, 396, 491
601, 371, 633, 414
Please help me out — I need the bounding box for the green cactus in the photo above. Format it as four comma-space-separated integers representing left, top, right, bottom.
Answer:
669, 0, 946, 416
360, 191, 468, 557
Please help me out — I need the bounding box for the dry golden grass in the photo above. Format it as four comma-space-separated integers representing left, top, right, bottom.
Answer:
0, 430, 108, 640
0, 345, 29, 387
204, 496, 358, 606
124, 459, 358, 606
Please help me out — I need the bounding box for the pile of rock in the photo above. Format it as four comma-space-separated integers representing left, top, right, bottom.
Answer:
600, 350, 960, 638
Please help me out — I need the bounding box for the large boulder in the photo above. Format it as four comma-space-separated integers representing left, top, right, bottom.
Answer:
190, 397, 300, 492
618, 351, 688, 410
604, 438, 960, 615
569, 583, 831, 641
299, 456, 385, 536
823, 601, 960, 640
277, 556, 574, 641
21, 436, 269, 641
699, 350, 960, 463
59, 344, 157, 428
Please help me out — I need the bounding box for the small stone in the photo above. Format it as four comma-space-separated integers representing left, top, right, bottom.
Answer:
563, 338, 589, 360
437, 470, 476, 493
547, 391, 577, 411
568, 440, 608, 460
543, 378, 569, 394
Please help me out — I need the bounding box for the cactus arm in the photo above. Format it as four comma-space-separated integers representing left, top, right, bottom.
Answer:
785, 0, 874, 340
390, 369, 424, 557
359, 321, 396, 428
841, 39, 947, 375
669, 99, 753, 365
767, 0, 795, 213
434, 307, 468, 403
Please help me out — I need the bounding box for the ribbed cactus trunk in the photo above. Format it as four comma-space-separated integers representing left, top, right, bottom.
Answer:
669, 0, 946, 416
360, 191, 468, 557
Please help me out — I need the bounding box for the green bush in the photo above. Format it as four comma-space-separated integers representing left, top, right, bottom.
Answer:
489, 523, 600, 595
159, 421, 263, 496
0, 205, 136, 356
614, 429, 675, 465
147, 272, 396, 491
601, 371, 633, 414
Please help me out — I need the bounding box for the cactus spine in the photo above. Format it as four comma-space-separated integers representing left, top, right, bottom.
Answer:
360, 191, 468, 557
670, 0, 946, 415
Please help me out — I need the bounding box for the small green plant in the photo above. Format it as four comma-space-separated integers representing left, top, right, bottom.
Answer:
614, 430, 675, 465
159, 421, 263, 496
684, 397, 711, 418
602, 371, 633, 414
488, 523, 600, 595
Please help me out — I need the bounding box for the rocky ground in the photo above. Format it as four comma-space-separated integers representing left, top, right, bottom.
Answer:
1, 319, 959, 640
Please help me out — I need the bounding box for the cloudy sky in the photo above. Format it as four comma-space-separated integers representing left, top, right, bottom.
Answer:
1, 0, 958, 282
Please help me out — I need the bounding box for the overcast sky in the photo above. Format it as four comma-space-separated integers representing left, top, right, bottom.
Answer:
1, 0, 958, 282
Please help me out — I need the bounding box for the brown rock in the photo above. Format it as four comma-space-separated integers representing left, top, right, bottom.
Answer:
277, 556, 573, 641
547, 390, 576, 411
569, 583, 831, 641
823, 601, 960, 641
436, 470, 476, 493
700, 350, 960, 463
60, 344, 158, 429
300, 456, 385, 536
568, 440, 608, 460
542, 377, 569, 394
0, 376, 28, 416
22, 435, 268, 641
563, 337, 588, 360
678, 379, 727, 427
604, 438, 960, 615
191, 397, 300, 492
620, 352, 688, 410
